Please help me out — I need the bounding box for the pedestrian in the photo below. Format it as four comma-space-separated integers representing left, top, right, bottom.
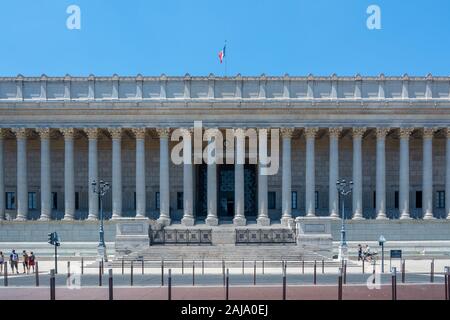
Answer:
22, 250, 29, 274
28, 251, 36, 273
10, 250, 19, 274
0, 251, 4, 274
357, 244, 363, 261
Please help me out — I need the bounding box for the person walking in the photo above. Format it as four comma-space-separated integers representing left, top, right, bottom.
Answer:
0, 251, 4, 274
22, 250, 29, 274
28, 252, 36, 274
10, 250, 19, 274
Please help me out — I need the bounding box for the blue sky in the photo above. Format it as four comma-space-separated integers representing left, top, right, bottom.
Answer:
1, 0, 450, 77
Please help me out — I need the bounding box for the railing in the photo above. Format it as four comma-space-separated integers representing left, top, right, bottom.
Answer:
235, 229, 296, 245
150, 229, 212, 246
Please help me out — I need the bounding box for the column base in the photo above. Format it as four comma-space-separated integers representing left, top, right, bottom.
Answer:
281, 216, 294, 227
87, 214, 98, 221
352, 212, 364, 220
257, 216, 271, 226
111, 214, 122, 220
400, 214, 412, 220
63, 215, 74, 221
157, 216, 171, 226
181, 216, 195, 226
329, 212, 340, 219
205, 216, 219, 226
423, 213, 435, 220
376, 213, 388, 220
39, 215, 50, 222
15, 216, 27, 221
306, 213, 316, 218
233, 216, 247, 226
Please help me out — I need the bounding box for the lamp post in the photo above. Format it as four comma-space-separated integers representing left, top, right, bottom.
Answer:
336, 179, 353, 262
92, 180, 110, 262
379, 235, 386, 273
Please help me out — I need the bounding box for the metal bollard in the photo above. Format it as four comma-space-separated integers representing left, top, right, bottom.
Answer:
108, 269, 113, 301
391, 267, 397, 301
168, 269, 172, 301
35, 261, 39, 287
362, 259, 365, 274
282, 263, 287, 300
161, 259, 164, 286
121, 258, 124, 275
81, 257, 84, 275
4, 261, 8, 287
444, 266, 450, 301
130, 261, 134, 286
253, 261, 256, 285
98, 261, 102, 287
401, 260, 406, 283
430, 259, 435, 283
67, 261, 71, 279
338, 268, 343, 300
302, 259, 305, 274
225, 268, 229, 300
343, 261, 347, 285
101, 258, 104, 276
262, 259, 265, 275
50, 269, 56, 300
203, 259, 205, 275
313, 260, 317, 285
322, 259, 325, 274
372, 262, 376, 285
222, 260, 225, 287
242, 259, 244, 275
142, 259, 144, 275
182, 258, 184, 275
192, 261, 195, 286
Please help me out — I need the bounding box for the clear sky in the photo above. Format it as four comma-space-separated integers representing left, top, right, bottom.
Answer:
1, 0, 450, 77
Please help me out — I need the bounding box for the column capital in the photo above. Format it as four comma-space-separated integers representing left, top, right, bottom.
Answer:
156, 128, 171, 138
36, 128, 51, 139
12, 128, 27, 139
423, 127, 436, 139
131, 128, 146, 139
280, 128, 294, 138
60, 128, 75, 139
329, 127, 343, 138
352, 127, 366, 138
108, 128, 122, 139
399, 128, 414, 139
84, 128, 99, 140
376, 127, 391, 138
304, 127, 319, 139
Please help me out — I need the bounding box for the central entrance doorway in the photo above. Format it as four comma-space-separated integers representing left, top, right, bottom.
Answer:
195, 164, 257, 220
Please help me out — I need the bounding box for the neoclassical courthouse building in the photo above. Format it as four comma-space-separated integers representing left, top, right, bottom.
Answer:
1, 74, 450, 250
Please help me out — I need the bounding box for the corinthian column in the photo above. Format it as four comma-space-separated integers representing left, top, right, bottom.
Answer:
234, 128, 246, 226
86, 128, 99, 220
423, 128, 435, 219
281, 128, 293, 225
205, 129, 219, 226
181, 128, 195, 226
376, 128, 390, 220
37, 128, 51, 221
132, 128, 146, 218
446, 128, 450, 220
61, 128, 75, 220
352, 128, 366, 220
257, 128, 270, 226
329, 127, 342, 218
13, 129, 28, 220
399, 128, 413, 219
109, 128, 123, 219
0, 130, 4, 221
305, 128, 318, 217
157, 128, 171, 226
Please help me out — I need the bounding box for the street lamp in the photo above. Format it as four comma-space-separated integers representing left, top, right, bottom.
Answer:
92, 179, 110, 262
379, 235, 386, 273
336, 179, 353, 262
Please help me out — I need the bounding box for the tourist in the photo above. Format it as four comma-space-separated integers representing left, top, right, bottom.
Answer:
10, 250, 19, 274
357, 244, 363, 261
0, 251, 4, 274
28, 252, 36, 273
22, 250, 29, 274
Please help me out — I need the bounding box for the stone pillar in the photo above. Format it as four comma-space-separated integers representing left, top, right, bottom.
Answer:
399, 128, 413, 220
133, 128, 146, 218
446, 128, 450, 220
110, 128, 123, 220
0, 130, 4, 220
61, 128, 75, 220
376, 128, 390, 220
305, 128, 318, 217
13, 128, 28, 221
352, 128, 366, 220
37, 128, 51, 221
157, 128, 171, 226
329, 128, 341, 218
181, 128, 194, 226
423, 128, 435, 219
205, 129, 219, 226
281, 128, 293, 225
86, 128, 99, 220
257, 129, 270, 226
233, 128, 246, 226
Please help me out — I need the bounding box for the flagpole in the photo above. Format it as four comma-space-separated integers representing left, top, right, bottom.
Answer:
225, 40, 227, 77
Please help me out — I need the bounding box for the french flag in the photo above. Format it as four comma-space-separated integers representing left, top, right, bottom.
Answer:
218, 43, 226, 63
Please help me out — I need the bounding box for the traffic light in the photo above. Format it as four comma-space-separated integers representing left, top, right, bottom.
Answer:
47, 232, 55, 245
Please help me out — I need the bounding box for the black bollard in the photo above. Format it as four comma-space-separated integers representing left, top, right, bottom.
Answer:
343, 261, 347, 285
203, 259, 205, 275
362, 258, 365, 274
253, 260, 256, 285
430, 259, 435, 283
401, 260, 406, 283
4, 261, 8, 287
222, 261, 225, 287
50, 269, 56, 300
182, 258, 184, 275
101, 259, 104, 276
302, 259, 305, 274
282, 262, 287, 300
225, 268, 229, 300
98, 261, 102, 287
192, 261, 195, 286
262, 259, 265, 275
445, 267, 450, 301
161, 259, 164, 286
391, 267, 397, 301
338, 268, 343, 301
130, 261, 134, 286
242, 259, 244, 275
81, 257, 84, 275
141, 259, 144, 275
168, 269, 172, 301
108, 269, 113, 301
35, 261, 39, 287
322, 259, 325, 274
313, 260, 317, 285
67, 261, 71, 279
121, 258, 124, 275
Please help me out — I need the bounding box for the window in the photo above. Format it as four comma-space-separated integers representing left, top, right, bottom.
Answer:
6, 192, 15, 210
28, 192, 37, 210
177, 192, 183, 210
394, 191, 399, 209
75, 192, 79, 210
268, 192, 276, 210
373, 191, 376, 209
315, 191, 319, 210
436, 191, 445, 209
155, 192, 160, 210
416, 191, 422, 209
291, 191, 298, 210
52, 192, 57, 210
